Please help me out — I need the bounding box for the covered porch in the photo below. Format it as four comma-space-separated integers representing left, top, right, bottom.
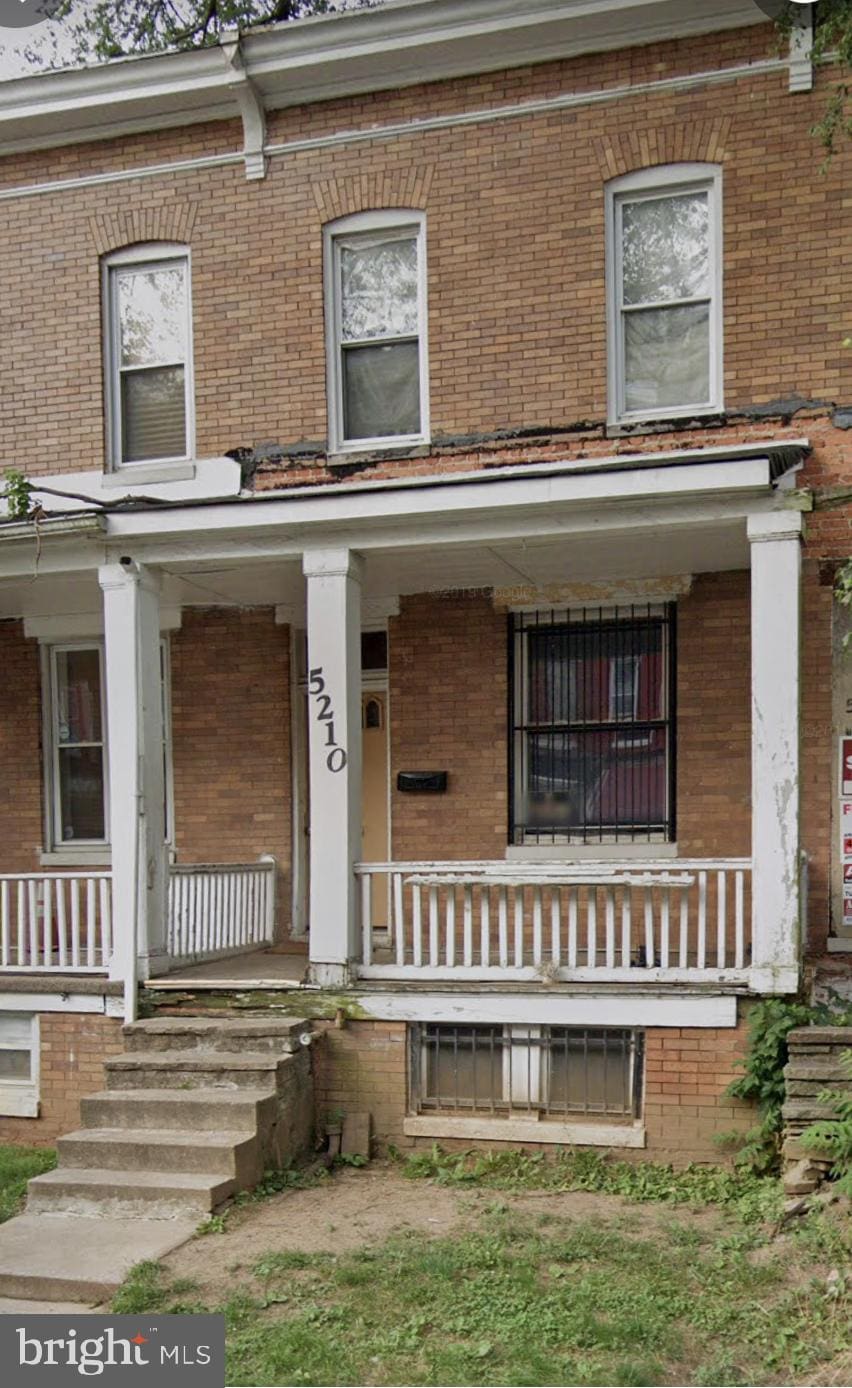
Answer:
0, 439, 807, 1007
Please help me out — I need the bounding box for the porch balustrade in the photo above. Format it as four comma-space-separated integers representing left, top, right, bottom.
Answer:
166, 858, 276, 963
0, 872, 112, 972
356, 859, 754, 984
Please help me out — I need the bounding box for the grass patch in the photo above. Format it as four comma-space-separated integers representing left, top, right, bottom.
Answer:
0, 1144, 56, 1224
111, 1176, 852, 1386
398, 1144, 782, 1223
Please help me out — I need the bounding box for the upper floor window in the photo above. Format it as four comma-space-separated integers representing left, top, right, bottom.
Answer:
324, 211, 429, 452
607, 166, 722, 425
104, 245, 194, 468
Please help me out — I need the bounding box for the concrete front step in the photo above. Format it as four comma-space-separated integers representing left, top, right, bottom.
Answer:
124, 1017, 310, 1055
105, 1050, 286, 1091
0, 1214, 197, 1303
27, 1167, 234, 1220
57, 1127, 261, 1183
81, 1086, 277, 1133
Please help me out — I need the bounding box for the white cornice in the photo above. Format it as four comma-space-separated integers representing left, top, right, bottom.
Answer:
0, 0, 766, 158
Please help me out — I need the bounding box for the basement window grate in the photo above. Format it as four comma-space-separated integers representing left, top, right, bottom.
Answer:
411, 1024, 643, 1122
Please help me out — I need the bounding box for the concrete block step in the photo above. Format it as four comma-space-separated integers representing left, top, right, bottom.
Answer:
124, 1017, 310, 1055
81, 1087, 277, 1133
0, 1214, 196, 1303
784, 1058, 852, 1082
57, 1127, 261, 1183
105, 1050, 286, 1091
782, 1098, 839, 1124
27, 1167, 235, 1220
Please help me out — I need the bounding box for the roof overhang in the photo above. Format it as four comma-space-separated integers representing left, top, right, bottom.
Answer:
0, 0, 768, 156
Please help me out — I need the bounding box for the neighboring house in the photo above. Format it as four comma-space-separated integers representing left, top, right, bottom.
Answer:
0, 0, 848, 1163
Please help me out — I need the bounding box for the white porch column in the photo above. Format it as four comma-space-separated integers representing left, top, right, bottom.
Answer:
98, 560, 168, 991
748, 511, 803, 992
303, 548, 363, 986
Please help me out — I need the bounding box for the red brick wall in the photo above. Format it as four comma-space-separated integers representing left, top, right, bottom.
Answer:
170, 608, 292, 928
0, 1012, 123, 1147
389, 592, 507, 860
643, 1018, 753, 1163
0, 621, 43, 873
677, 572, 751, 859
0, 25, 849, 481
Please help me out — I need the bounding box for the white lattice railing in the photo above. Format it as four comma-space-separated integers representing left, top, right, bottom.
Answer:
355, 859, 753, 984
0, 872, 112, 972
167, 858, 276, 963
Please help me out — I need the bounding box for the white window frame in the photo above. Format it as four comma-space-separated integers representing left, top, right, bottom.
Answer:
0, 1013, 39, 1118
606, 164, 723, 427
45, 642, 110, 851
42, 638, 174, 854
103, 242, 195, 471
324, 210, 430, 454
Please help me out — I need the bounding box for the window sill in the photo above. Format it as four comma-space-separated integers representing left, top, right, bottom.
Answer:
0, 1086, 39, 1118
606, 412, 726, 439
326, 443, 430, 467
403, 1115, 646, 1148
103, 462, 196, 487
40, 850, 111, 868
506, 843, 678, 862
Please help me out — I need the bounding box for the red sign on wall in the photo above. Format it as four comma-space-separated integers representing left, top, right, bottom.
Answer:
842, 738, 852, 796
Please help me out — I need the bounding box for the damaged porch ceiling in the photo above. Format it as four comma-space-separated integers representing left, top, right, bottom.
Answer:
0, 518, 750, 620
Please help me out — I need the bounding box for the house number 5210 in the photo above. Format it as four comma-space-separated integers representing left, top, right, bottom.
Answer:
308, 667, 348, 773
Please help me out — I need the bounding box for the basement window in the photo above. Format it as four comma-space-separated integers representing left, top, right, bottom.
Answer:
411, 1024, 642, 1122
0, 1013, 39, 1118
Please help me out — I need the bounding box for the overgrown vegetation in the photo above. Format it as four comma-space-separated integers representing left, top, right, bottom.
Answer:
725, 996, 852, 1175
112, 1193, 852, 1387
802, 1048, 852, 1194
0, 1144, 56, 1224
2, 469, 32, 521
398, 1144, 782, 1225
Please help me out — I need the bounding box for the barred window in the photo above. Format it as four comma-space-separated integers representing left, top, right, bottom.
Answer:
510, 605, 676, 845
412, 1024, 642, 1122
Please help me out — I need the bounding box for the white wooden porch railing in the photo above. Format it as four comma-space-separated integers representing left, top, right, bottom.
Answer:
356, 859, 753, 984
0, 872, 112, 972
167, 858, 276, 963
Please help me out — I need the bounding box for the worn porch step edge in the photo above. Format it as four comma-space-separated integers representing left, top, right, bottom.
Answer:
123, 1018, 310, 1055
81, 1087, 277, 1133
27, 1167, 235, 1218
57, 1127, 261, 1179
105, 1051, 288, 1090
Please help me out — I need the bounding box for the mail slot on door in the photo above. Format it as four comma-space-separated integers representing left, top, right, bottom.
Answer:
396, 771, 448, 793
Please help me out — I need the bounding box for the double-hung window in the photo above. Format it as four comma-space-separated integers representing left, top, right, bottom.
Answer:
43, 641, 173, 852
607, 165, 722, 424
48, 645, 108, 846
0, 1013, 39, 1118
510, 605, 676, 845
325, 211, 429, 451
104, 245, 193, 468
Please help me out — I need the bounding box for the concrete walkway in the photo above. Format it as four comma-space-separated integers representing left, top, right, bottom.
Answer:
0, 1212, 196, 1303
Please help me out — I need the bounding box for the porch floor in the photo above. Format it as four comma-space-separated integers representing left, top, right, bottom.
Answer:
150, 947, 307, 990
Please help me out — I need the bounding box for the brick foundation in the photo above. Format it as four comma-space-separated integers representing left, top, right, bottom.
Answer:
313, 1012, 753, 1166
0, 1012, 123, 1147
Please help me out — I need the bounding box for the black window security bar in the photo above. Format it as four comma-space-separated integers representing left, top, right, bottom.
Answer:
509, 604, 676, 845
412, 1024, 643, 1120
